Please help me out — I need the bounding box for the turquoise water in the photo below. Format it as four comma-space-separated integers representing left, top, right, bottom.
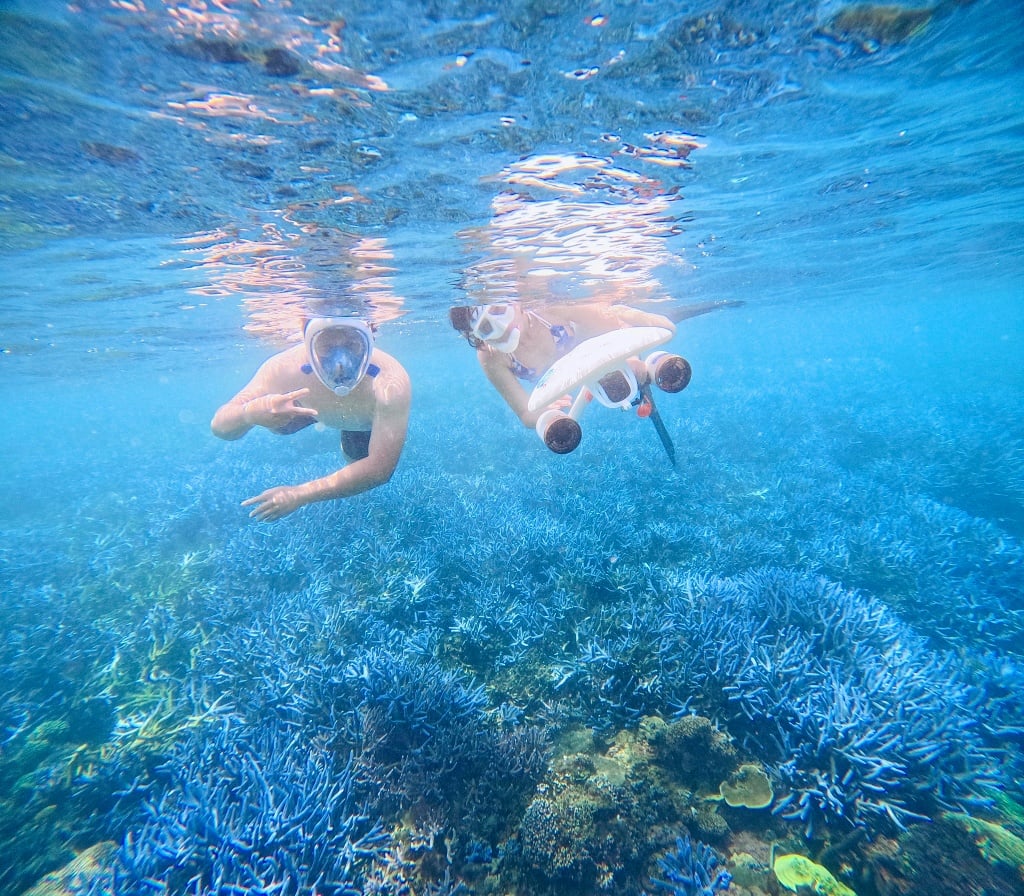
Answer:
1, 1, 1023, 895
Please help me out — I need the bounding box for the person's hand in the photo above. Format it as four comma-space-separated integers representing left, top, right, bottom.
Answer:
523, 394, 573, 428
542, 394, 574, 415
243, 389, 318, 428
242, 485, 306, 522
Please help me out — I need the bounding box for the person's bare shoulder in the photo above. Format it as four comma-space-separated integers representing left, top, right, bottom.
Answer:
544, 301, 597, 321
371, 350, 412, 408
249, 343, 306, 391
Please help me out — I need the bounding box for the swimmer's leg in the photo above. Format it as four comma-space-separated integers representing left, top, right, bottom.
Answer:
667, 299, 744, 323
341, 429, 371, 461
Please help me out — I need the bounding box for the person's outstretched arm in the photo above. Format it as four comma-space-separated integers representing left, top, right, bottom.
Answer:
560, 302, 675, 336
608, 305, 676, 332
478, 347, 547, 428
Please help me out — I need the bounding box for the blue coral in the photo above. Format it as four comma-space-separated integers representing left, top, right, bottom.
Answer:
648, 835, 731, 895
653, 569, 1002, 834
104, 717, 388, 895
529, 564, 1006, 835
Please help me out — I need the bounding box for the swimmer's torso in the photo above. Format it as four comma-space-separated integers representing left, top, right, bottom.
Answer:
259, 344, 397, 431
504, 309, 578, 381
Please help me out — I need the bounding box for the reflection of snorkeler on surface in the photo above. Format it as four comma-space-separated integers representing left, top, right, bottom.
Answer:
449, 299, 739, 431
211, 318, 411, 521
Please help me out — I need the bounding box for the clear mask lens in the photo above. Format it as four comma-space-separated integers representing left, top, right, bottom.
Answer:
305, 319, 373, 395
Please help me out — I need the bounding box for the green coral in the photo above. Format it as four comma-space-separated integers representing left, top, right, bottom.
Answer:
946, 812, 1024, 875
0, 552, 223, 895
990, 790, 1024, 837
865, 815, 1022, 895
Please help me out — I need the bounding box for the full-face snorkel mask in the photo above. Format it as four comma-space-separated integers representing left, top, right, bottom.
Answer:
303, 318, 375, 396
470, 303, 521, 353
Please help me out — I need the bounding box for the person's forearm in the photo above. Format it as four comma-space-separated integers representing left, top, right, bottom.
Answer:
296, 460, 394, 504
666, 299, 744, 323
516, 405, 543, 428
619, 308, 675, 332
486, 368, 536, 427
211, 401, 257, 440
499, 386, 540, 428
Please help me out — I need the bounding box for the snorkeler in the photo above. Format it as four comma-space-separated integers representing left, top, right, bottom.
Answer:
449, 300, 707, 429
211, 318, 411, 522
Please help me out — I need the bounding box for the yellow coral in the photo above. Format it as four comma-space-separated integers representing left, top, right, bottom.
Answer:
830, 4, 932, 44
773, 853, 857, 896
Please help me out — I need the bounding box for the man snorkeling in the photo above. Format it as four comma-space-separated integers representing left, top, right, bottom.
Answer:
211, 318, 411, 521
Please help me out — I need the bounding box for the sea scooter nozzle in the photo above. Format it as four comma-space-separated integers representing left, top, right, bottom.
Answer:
535, 408, 583, 454
645, 351, 692, 393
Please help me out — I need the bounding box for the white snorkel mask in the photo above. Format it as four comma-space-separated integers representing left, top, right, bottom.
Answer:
470, 303, 521, 353
303, 318, 375, 396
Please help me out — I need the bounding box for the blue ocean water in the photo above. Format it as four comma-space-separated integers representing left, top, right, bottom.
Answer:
1, 1, 1022, 894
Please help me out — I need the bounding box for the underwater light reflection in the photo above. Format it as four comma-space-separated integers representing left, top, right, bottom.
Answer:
180, 221, 403, 342
461, 150, 697, 306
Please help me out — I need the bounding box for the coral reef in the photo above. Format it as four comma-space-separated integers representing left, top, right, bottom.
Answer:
499, 718, 745, 895
864, 814, 1024, 896
945, 813, 1024, 878
6, 324, 1023, 896
22, 842, 116, 896
647, 716, 739, 792
100, 717, 389, 894
826, 4, 932, 50
647, 569, 1004, 835
719, 764, 773, 810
